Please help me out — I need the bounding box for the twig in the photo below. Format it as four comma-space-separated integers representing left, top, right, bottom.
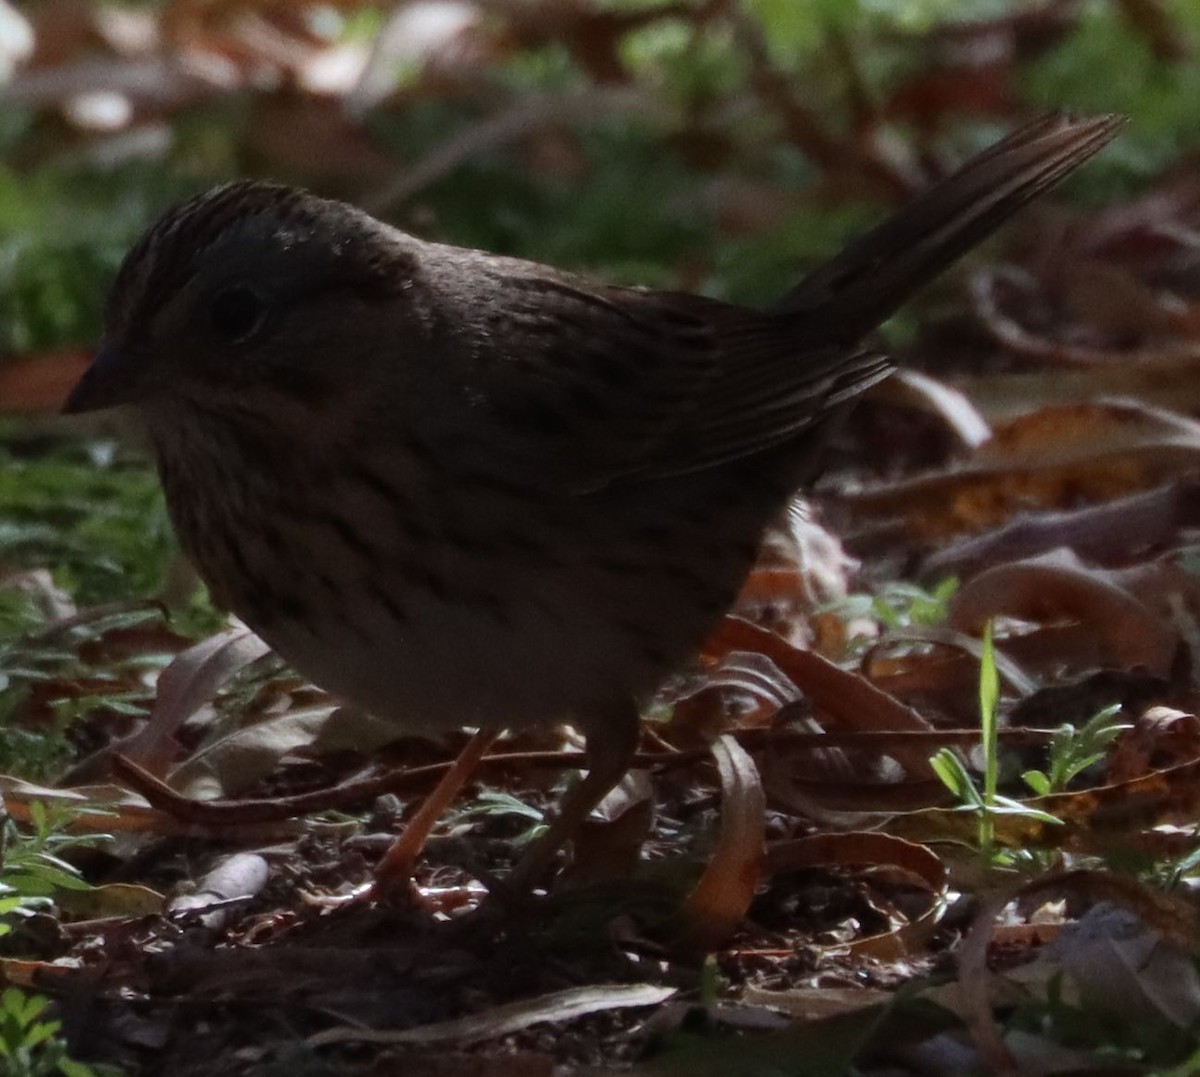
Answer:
110, 726, 1056, 827
363, 85, 670, 214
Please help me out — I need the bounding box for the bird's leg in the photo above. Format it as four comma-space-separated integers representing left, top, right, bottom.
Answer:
507, 700, 641, 893
372, 727, 500, 901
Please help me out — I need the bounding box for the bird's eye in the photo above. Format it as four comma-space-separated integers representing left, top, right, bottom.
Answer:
209, 286, 267, 343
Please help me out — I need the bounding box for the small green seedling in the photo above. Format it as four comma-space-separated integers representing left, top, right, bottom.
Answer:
1021, 703, 1128, 796
929, 623, 1059, 861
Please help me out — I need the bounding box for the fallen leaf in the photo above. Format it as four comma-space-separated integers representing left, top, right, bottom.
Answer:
122, 625, 272, 775
309, 983, 676, 1046
947, 550, 1180, 675
676, 735, 766, 951
841, 401, 1200, 536
54, 882, 164, 919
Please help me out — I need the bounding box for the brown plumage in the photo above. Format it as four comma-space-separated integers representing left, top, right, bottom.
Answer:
64, 113, 1120, 888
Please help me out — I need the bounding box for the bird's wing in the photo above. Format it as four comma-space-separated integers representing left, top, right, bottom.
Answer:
419, 114, 1122, 493
442, 265, 887, 492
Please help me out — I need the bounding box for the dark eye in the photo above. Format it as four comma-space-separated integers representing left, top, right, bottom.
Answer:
209, 286, 266, 343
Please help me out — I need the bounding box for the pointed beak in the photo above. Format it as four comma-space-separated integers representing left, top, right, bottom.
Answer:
62, 343, 140, 414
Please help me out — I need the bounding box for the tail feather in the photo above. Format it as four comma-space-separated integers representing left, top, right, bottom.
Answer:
779, 113, 1124, 338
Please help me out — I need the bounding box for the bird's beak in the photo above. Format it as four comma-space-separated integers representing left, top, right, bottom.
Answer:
62, 343, 139, 414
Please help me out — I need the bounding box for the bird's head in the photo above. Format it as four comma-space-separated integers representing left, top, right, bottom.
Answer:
63, 182, 414, 420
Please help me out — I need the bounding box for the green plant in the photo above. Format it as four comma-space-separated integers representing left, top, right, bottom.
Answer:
822, 578, 959, 658
1021, 703, 1128, 796
0, 435, 174, 607
929, 623, 1058, 861
444, 790, 548, 848
0, 987, 118, 1077
871, 578, 960, 629
829, 578, 958, 631
0, 802, 109, 937
0, 600, 167, 780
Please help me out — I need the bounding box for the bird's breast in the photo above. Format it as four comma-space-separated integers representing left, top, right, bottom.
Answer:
152, 417, 777, 731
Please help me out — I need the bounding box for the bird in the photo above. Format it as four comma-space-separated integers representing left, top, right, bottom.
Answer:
63, 113, 1120, 892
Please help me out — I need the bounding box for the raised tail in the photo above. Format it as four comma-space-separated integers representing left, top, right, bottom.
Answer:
779, 113, 1124, 338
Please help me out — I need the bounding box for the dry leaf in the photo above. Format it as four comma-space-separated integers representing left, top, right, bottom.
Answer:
122, 625, 272, 774
309, 983, 676, 1046
676, 735, 766, 952
841, 401, 1200, 536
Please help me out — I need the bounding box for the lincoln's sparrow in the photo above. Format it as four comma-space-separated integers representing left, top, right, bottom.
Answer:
64, 114, 1119, 885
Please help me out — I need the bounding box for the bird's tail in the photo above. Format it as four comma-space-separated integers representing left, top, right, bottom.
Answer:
779, 113, 1123, 337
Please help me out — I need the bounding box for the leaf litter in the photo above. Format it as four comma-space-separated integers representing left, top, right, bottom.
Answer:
3, 2, 1200, 1075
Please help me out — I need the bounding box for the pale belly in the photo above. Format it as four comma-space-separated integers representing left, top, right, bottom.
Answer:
158, 431, 780, 735
255, 576, 641, 732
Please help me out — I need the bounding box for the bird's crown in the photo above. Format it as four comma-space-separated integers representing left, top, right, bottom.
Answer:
107, 182, 405, 342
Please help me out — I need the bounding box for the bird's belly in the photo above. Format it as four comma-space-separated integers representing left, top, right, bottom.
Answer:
166, 446, 775, 734
255, 584, 626, 732
235, 521, 755, 734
